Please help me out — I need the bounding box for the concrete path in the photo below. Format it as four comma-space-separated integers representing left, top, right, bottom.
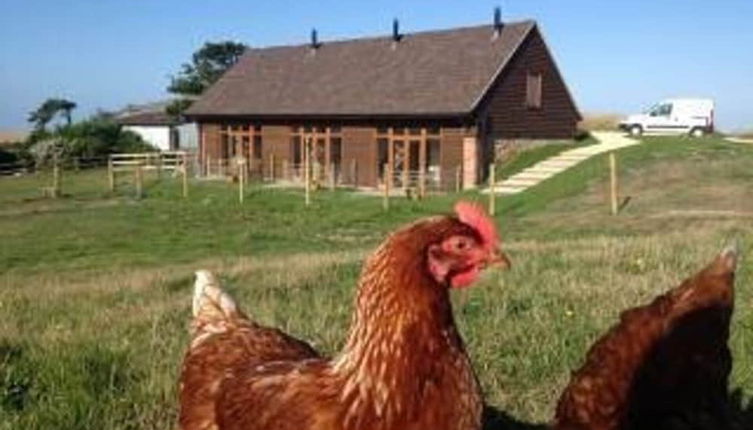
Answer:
486, 131, 639, 195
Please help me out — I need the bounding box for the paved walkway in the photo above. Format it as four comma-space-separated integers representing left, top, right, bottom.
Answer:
486, 131, 639, 195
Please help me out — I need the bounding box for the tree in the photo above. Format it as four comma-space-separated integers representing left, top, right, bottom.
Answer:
28, 98, 77, 131
166, 41, 246, 116
168, 41, 246, 96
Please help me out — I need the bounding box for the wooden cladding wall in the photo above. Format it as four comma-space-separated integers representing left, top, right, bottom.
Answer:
478, 28, 580, 140
199, 122, 471, 190
341, 127, 377, 187
440, 127, 466, 190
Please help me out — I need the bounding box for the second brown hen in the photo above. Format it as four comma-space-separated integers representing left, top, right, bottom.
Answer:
554, 245, 739, 430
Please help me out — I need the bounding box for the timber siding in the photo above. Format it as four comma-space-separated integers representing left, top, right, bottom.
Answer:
477, 27, 580, 139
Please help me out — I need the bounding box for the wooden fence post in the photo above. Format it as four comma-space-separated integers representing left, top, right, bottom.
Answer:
52, 158, 60, 198
282, 159, 289, 181
156, 153, 163, 180
135, 163, 143, 199
182, 153, 189, 199
610, 152, 618, 215
238, 159, 245, 204
304, 139, 311, 206
383, 163, 391, 211
351, 159, 358, 187
328, 164, 336, 190
488, 163, 496, 216
206, 155, 212, 177
419, 165, 426, 199
108, 158, 115, 192
269, 154, 275, 182
455, 166, 462, 193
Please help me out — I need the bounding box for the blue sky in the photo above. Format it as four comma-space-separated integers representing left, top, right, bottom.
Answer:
1, 0, 752, 131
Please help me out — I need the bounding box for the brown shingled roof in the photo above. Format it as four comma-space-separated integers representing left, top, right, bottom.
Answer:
186, 21, 536, 118
116, 110, 178, 126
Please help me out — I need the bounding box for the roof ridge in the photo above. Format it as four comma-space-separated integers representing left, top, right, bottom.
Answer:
245, 20, 536, 52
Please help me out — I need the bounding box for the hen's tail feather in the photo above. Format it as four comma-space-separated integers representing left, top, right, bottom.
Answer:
192, 270, 238, 318
719, 240, 740, 273
191, 270, 247, 342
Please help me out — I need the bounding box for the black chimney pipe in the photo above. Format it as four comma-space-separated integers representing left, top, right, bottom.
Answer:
392, 18, 401, 42
493, 6, 503, 36
310, 28, 320, 49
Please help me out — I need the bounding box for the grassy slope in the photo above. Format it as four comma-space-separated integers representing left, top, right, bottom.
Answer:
1, 136, 753, 428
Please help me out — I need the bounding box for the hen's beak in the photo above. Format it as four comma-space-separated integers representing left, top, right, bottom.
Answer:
487, 247, 511, 270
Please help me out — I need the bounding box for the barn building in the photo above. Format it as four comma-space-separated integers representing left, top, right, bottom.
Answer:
186, 18, 580, 190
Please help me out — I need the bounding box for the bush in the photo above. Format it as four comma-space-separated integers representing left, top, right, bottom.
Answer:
0, 146, 18, 165
27, 115, 156, 166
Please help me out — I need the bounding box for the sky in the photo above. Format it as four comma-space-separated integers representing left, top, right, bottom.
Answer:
1, 0, 752, 132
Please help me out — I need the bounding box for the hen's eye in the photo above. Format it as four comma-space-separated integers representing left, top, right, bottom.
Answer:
455, 239, 467, 250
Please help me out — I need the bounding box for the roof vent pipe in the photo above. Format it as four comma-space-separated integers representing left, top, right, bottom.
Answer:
310, 28, 320, 50
391, 18, 402, 50
493, 6, 503, 39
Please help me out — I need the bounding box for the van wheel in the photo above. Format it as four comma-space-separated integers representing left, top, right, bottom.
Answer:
629, 125, 643, 137
690, 128, 705, 138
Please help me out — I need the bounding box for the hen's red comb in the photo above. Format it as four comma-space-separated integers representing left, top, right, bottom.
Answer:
454, 200, 500, 249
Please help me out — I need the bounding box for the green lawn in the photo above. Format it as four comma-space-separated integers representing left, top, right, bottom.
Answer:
1, 136, 752, 429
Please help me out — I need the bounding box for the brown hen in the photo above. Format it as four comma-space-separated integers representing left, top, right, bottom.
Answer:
554, 245, 739, 430
178, 202, 509, 430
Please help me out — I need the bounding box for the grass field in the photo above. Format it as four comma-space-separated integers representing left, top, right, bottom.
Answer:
1, 136, 752, 429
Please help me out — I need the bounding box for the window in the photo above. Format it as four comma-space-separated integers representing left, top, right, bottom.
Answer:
649, 103, 673, 117
526, 73, 543, 109
254, 124, 262, 132
253, 135, 262, 160
330, 137, 342, 165
291, 135, 302, 164
409, 140, 420, 171
377, 126, 389, 135
377, 138, 389, 177
427, 138, 441, 167
241, 136, 250, 157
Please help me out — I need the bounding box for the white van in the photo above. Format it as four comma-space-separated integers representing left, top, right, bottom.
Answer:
618, 98, 715, 137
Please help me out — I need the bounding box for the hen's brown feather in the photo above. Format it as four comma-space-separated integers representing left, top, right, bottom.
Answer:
179, 271, 319, 430
554, 247, 738, 430
178, 213, 494, 430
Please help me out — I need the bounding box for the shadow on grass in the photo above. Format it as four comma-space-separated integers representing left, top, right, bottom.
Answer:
483, 406, 547, 430
483, 391, 753, 430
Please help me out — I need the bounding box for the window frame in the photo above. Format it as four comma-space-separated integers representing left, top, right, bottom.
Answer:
525, 72, 543, 110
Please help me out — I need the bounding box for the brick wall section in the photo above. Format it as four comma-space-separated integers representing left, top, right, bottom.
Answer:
478, 27, 580, 139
